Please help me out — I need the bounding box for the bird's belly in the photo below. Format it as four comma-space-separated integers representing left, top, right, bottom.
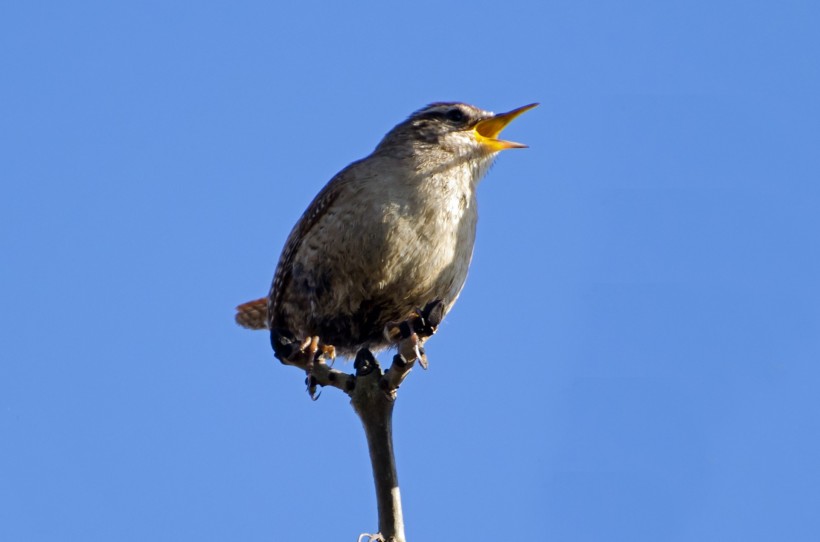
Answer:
375, 194, 476, 310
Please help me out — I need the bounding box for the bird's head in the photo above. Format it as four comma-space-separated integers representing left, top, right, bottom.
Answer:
376, 102, 538, 160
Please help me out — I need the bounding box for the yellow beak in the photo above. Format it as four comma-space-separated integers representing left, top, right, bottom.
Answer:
474, 103, 538, 152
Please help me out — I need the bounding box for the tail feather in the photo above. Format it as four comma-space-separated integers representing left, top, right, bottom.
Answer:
235, 297, 269, 330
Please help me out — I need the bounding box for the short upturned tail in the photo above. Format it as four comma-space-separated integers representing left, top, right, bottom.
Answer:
235, 297, 269, 330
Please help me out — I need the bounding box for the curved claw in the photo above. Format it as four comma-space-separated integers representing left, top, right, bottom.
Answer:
305, 374, 322, 400
416, 345, 428, 370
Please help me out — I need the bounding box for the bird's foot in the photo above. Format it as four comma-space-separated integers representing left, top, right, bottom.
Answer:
300, 336, 321, 399
306, 341, 337, 398
270, 328, 336, 399
383, 299, 444, 368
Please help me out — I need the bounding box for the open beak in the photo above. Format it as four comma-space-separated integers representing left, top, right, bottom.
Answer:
473, 103, 538, 152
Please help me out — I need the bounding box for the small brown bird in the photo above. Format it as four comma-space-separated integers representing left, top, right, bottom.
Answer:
236, 102, 536, 362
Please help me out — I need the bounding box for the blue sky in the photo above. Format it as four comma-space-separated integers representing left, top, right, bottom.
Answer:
2, 1, 819, 540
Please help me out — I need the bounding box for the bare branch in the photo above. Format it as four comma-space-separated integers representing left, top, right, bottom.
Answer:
272, 300, 443, 541
352, 351, 405, 542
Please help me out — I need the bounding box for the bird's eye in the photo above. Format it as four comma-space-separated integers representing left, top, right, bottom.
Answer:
445, 108, 466, 123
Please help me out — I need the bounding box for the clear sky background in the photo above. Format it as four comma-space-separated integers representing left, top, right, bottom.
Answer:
2, 1, 819, 541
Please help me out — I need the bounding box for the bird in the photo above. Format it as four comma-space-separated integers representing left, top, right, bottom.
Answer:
236, 101, 537, 364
